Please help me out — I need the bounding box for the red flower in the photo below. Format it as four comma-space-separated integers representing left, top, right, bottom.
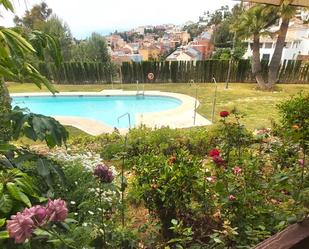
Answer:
168, 155, 177, 165
220, 111, 230, 118
212, 156, 224, 166
209, 148, 220, 157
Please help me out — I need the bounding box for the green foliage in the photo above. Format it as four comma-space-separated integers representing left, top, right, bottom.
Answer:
131, 150, 203, 240
10, 107, 68, 148
0, 169, 40, 217
71, 33, 111, 63
14, 2, 52, 29
277, 93, 309, 150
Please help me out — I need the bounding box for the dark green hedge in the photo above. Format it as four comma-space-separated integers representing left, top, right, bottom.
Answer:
38, 60, 309, 84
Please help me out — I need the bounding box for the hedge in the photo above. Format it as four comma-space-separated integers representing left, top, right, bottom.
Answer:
38, 60, 309, 84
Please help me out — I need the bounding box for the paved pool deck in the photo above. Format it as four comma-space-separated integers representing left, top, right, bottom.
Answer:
11, 90, 211, 135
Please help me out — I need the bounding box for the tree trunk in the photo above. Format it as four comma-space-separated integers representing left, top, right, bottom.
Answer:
158, 207, 176, 241
252, 34, 267, 90
267, 17, 290, 89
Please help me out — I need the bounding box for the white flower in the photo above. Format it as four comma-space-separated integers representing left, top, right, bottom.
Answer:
70, 201, 76, 205
88, 211, 94, 215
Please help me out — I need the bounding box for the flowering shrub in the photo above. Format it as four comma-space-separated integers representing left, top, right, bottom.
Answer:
6, 199, 68, 244
130, 150, 204, 241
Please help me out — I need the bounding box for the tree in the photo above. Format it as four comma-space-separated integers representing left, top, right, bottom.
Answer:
14, 2, 52, 30
43, 15, 73, 61
71, 33, 111, 63
268, 2, 297, 87
233, 5, 279, 89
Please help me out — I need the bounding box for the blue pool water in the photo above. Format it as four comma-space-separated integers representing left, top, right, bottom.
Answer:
12, 95, 182, 128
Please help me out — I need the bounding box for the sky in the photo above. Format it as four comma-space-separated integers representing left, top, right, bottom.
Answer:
0, 0, 236, 39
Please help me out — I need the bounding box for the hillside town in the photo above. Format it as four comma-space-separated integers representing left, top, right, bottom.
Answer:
106, 24, 214, 64
106, 7, 309, 64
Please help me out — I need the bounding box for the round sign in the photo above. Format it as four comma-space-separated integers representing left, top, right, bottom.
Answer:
147, 73, 154, 81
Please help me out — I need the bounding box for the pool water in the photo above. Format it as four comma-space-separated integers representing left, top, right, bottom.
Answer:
12, 95, 182, 128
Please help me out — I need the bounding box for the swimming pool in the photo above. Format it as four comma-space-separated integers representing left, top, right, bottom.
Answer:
12, 95, 182, 128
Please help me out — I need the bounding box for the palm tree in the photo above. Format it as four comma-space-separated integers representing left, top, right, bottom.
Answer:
268, 2, 297, 87
233, 5, 278, 89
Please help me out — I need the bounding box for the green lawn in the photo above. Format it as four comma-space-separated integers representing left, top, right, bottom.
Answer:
7, 82, 309, 131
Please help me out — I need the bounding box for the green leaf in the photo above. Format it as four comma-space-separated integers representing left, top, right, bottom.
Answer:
214, 237, 223, 244
37, 159, 51, 177
0, 143, 16, 153
0, 183, 3, 196
0, 218, 6, 227
0, 194, 13, 214
6, 182, 31, 207
0, 230, 9, 240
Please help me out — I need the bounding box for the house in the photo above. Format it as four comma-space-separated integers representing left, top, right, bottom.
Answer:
138, 45, 162, 61
166, 47, 202, 61
105, 35, 126, 49
190, 31, 214, 59
243, 19, 309, 61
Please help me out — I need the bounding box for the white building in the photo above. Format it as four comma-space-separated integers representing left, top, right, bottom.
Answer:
243, 19, 309, 61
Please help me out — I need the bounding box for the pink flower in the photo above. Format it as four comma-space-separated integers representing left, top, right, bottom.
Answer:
23, 206, 47, 225
209, 148, 220, 157
206, 176, 217, 183
233, 166, 242, 175
6, 212, 34, 244
220, 111, 230, 118
228, 195, 236, 201
299, 159, 305, 167
46, 199, 68, 222
212, 155, 224, 166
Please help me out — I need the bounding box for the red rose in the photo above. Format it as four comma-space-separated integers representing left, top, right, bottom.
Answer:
209, 148, 220, 157
212, 156, 224, 166
220, 111, 230, 118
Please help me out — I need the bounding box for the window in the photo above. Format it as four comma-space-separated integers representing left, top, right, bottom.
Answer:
262, 54, 270, 60
265, 42, 273, 49
259, 43, 263, 49
293, 41, 300, 48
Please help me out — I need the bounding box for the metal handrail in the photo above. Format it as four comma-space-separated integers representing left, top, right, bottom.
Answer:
211, 76, 218, 123
117, 113, 131, 129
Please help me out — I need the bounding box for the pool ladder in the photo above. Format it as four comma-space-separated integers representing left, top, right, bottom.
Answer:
136, 80, 145, 97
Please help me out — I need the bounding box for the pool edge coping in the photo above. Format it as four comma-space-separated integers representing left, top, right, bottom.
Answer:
10, 90, 211, 135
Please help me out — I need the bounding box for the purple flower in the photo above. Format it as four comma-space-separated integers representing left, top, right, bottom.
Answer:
46, 199, 68, 222
93, 164, 114, 183
6, 212, 34, 244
